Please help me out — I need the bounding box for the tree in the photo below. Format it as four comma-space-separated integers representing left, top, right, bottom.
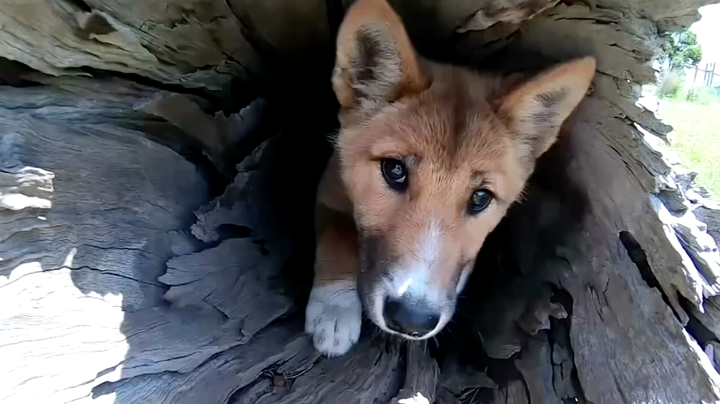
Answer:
660, 30, 703, 70
3, 0, 720, 403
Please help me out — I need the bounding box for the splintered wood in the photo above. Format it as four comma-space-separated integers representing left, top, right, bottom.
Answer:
2, 0, 720, 403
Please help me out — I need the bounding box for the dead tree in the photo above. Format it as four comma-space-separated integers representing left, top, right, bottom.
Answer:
2, 0, 720, 403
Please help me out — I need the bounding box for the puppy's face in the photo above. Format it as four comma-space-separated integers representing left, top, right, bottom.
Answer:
338, 70, 531, 339
332, 0, 595, 340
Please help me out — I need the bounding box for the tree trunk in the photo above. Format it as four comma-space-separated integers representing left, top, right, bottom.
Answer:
2, 0, 720, 403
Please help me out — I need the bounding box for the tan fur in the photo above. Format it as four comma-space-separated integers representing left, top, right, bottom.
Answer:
305, 0, 596, 357
332, 0, 429, 124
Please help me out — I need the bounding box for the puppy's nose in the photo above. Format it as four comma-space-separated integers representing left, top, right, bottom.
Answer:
383, 297, 440, 337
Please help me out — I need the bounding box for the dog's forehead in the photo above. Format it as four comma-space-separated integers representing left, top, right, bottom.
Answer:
384, 80, 511, 166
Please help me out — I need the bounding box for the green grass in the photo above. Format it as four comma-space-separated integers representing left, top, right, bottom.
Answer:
656, 95, 720, 199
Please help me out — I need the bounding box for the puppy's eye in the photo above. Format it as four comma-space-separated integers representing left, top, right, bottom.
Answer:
381, 158, 408, 191
468, 189, 493, 214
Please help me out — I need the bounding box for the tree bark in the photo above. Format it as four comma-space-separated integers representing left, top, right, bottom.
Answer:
2, 0, 720, 403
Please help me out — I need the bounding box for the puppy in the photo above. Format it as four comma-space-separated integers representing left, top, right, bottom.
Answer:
305, 0, 596, 356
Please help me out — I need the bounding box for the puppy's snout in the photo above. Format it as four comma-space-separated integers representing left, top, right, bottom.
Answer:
382, 297, 440, 337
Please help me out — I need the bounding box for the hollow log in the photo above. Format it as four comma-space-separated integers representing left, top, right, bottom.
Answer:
2, 0, 720, 403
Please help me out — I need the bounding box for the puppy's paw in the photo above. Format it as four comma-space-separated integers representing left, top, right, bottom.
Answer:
305, 282, 362, 357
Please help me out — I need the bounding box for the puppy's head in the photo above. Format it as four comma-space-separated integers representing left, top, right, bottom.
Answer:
332, 0, 595, 340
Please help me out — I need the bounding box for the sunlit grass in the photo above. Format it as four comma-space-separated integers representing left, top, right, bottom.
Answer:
656, 95, 720, 200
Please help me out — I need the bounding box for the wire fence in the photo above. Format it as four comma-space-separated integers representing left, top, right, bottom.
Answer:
686, 62, 719, 89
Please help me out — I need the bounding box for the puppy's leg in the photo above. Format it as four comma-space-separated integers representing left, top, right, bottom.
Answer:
305, 217, 361, 357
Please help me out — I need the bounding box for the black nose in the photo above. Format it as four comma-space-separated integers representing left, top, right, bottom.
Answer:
383, 298, 440, 337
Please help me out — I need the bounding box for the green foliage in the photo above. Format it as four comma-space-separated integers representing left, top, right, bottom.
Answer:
685, 87, 717, 105
659, 30, 703, 70
685, 45, 703, 66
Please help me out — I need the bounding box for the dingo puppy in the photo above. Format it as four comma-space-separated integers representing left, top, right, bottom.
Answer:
305, 0, 595, 356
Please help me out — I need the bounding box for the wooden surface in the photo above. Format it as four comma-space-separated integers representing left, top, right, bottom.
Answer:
3, 0, 720, 403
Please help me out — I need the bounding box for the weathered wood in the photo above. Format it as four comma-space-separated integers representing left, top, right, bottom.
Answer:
515, 334, 559, 404
692, 296, 720, 341
249, 339, 403, 404
391, 342, 440, 404
138, 94, 276, 179
161, 237, 294, 342
0, 0, 254, 91
695, 201, 720, 250
3, 0, 720, 403
0, 76, 218, 402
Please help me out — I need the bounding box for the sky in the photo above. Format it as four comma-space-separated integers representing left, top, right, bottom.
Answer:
691, 4, 720, 64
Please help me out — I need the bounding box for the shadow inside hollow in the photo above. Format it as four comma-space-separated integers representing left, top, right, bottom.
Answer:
431, 133, 590, 400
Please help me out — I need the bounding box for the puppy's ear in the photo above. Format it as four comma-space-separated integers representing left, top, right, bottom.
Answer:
332, 0, 428, 112
498, 57, 596, 158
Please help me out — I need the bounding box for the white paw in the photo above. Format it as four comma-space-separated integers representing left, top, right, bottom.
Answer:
305, 282, 362, 357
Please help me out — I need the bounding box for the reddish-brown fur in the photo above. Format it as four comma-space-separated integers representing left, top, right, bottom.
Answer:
305, 0, 596, 357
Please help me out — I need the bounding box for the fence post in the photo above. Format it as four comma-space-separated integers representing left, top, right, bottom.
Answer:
710, 63, 716, 88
